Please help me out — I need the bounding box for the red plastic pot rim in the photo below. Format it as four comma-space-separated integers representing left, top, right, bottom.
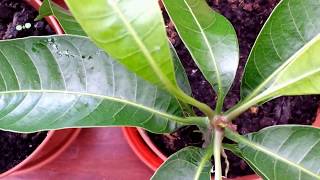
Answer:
1, 129, 81, 178
122, 127, 261, 180
0, 131, 56, 178
123, 106, 320, 180
25, 0, 64, 35
0, 0, 80, 178
11, 128, 81, 176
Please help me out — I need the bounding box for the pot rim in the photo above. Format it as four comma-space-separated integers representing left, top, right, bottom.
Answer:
1, 129, 81, 177
122, 127, 261, 180
12, 129, 81, 176
25, 0, 64, 34
123, 105, 320, 179
0, 0, 80, 177
122, 127, 163, 171
0, 131, 55, 177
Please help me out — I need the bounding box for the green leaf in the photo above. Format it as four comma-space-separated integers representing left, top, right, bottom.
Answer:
151, 146, 212, 180
35, 3, 195, 117
223, 143, 269, 179
229, 36, 320, 119
171, 44, 192, 95
170, 44, 194, 116
64, 0, 215, 118
241, 0, 320, 99
162, 0, 239, 111
36, 3, 193, 96
227, 0, 320, 120
0, 35, 208, 133
36, 0, 85, 36
223, 143, 243, 158
263, 36, 320, 97
225, 125, 320, 180
64, 0, 177, 88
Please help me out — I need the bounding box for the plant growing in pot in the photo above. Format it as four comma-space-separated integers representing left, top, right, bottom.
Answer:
2, 0, 320, 179
127, 0, 320, 178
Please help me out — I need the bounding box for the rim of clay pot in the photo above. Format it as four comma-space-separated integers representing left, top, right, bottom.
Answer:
0, 0, 81, 177
0, 131, 55, 178
25, 0, 64, 34
123, 106, 320, 179
122, 127, 164, 171
1, 129, 81, 177
122, 127, 261, 180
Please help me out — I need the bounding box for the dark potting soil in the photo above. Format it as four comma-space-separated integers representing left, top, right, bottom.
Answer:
0, 0, 53, 173
149, 0, 320, 178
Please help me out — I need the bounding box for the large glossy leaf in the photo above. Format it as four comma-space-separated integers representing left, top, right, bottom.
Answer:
262, 36, 320, 97
241, 0, 320, 99
36, 0, 85, 36
0, 35, 207, 133
36, 2, 192, 96
151, 146, 212, 180
64, 0, 177, 88
227, 34, 320, 120
225, 125, 320, 180
36, 2, 193, 117
162, 0, 239, 109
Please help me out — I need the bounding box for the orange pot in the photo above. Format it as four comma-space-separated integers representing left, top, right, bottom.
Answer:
0, 0, 81, 178
123, 106, 320, 180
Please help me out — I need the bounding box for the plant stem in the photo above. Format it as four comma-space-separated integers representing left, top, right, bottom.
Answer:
224, 93, 266, 121
224, 127, 241, 143
214, 129, 224, 180
173, 87, 215, 119
184, 117, 210, 128
215, 95, 224, 114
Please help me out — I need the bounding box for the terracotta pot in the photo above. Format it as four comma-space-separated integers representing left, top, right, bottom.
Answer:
123, 106, 320, 180
0, 0, 81, 178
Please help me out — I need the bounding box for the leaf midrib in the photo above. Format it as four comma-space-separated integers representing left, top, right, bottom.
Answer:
250, 34, 320, 100
243, 22, 320, 101
107, 0, 174, 87
0, 89, 186, 123
266, 64, 320, 96
194, 147, 212, 180
182, 0, 222, 94
235, 132, 320, 179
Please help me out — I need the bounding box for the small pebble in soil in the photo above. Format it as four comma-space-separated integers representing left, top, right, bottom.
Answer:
24, 22, 31, 29
15, 24, 22, 31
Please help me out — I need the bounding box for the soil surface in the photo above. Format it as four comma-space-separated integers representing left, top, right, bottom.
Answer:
0, 0, 52, 173
149, 0, 320, 178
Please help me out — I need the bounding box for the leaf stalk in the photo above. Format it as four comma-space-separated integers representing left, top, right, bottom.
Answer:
224, 92, 267, 121
213, 128, 224, 180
